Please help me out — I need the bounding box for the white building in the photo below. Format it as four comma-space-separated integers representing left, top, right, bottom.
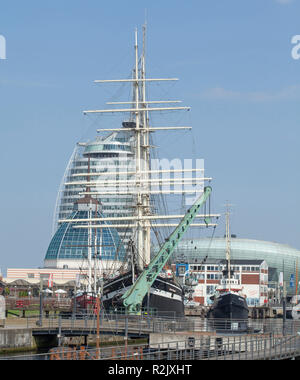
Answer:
174, 259, 269, 307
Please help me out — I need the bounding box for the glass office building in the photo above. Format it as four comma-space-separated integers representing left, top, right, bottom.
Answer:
52, 123, 137, 250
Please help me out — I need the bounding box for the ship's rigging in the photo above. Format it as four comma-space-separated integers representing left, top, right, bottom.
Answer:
57, 25, 219, 308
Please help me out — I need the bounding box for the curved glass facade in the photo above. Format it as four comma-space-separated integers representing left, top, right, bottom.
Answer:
52, 124, 137, 248
45, 209, 126, 263
172, 238, 300, 294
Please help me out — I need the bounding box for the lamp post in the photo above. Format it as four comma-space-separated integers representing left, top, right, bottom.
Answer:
283, 281, 287, 336
96, 295, 100, 359
282, 260, 286, 336
37, 278, 43, 326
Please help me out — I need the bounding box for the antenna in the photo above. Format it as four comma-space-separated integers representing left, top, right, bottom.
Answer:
224, 202, 234, 289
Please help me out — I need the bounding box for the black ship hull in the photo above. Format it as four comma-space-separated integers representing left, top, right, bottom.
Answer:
208, 292, 249, 331
102, 271, 185, 318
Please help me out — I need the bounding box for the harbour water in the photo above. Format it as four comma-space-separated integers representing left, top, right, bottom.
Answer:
0, 349, 49, 360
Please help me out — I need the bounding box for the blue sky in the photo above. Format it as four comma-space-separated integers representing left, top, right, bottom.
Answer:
0, 0, 300, 274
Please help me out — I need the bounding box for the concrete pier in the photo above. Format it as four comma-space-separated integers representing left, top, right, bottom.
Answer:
0, 327, 35, 351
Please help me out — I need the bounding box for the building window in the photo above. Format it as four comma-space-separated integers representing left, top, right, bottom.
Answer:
207, 273, 221, 280
206, 285, 216, 295
177, 266, 187, 276
27, 273, 35, 279
40, 274, 50, 280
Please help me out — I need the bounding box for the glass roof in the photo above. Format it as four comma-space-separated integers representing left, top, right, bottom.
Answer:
171, 237, 300, 292
45, 210, 126, 262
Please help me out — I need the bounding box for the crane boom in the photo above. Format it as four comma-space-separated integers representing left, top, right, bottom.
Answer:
121, 186, 213, 314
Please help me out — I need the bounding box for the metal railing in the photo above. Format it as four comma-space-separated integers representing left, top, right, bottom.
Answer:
25, 314, 195, 335
3, 333, 300, 361
5, 297, 71, 311
59, 334, 300, 360
11, 314, 300, 337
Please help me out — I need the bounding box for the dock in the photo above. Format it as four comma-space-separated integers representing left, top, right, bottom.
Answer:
1, 314, 300, 360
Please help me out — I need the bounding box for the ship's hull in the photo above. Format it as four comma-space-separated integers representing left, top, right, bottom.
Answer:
102, 271, 185, 318
208, 292, 249, 331
292, 304, 300, 320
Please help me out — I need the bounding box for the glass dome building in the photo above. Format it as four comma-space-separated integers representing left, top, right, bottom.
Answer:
172, 237, 300, 295
45, 196, 126, 274
52, 122, 137, 249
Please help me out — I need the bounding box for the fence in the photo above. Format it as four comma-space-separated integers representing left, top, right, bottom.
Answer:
17, 313, 300, 338
3, 333, 300, 361
5, 297, 71, 311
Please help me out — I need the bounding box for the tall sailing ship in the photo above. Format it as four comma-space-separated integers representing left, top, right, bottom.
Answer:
59, 25, 218, 317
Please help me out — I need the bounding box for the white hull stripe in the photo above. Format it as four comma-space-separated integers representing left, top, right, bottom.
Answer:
104, 276, 182, 293
104, 286, 182, 303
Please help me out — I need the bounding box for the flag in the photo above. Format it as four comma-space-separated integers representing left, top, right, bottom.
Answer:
48, 274, 53, 288
76, 274, 81, 287
279, 272, 283, 287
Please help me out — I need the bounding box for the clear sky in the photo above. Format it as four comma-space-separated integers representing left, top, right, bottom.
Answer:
0, 0, 300, 274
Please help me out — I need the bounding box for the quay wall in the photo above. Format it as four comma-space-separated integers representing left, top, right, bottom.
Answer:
0, 328, 35, 351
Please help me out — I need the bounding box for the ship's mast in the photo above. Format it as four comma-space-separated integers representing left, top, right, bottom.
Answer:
61, 27, 220, 277
87, 205, 92, 292
225, 203, 232, 291
134, 28, 144, 270
87, 156, 93, 293
140, 23, 151, 268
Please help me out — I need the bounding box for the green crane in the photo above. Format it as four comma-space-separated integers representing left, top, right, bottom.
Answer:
121, 186, 213, 314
